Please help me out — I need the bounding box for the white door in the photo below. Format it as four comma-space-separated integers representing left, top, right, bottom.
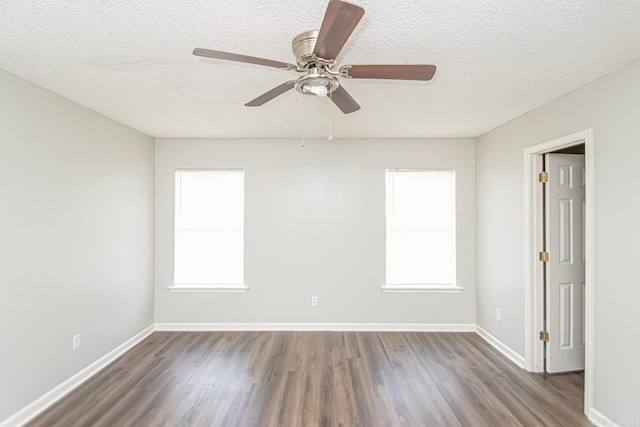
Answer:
545, 153, 585, 373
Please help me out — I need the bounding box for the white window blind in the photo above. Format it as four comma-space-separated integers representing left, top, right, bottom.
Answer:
174, 170, 244, 287
385, 170, 456, 287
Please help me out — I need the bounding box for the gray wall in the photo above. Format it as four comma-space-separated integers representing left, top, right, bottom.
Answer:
0, 70, 155, 421
476, 59, 640, 421
155, 138, 476, 325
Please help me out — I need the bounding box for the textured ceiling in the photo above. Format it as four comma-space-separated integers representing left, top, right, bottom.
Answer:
1, 0, 640, 139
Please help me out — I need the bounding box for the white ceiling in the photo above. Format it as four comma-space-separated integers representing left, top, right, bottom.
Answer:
1, 0, 640, 139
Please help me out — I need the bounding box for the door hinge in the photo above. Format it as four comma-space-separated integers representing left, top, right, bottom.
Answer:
539, 171, 549, 183
540, 331, 550, 342
539, 251, 550, 262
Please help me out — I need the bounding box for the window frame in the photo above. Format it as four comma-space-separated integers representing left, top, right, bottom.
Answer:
383, 168, 463, 293
168, 169, 248, 293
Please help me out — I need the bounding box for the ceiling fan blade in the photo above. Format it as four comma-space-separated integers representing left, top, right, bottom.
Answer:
344, 64, 437, 81
313, 0, 365, 60
193, 48, 296, 70
330, 85, 360, 114
245, 81, 296, 106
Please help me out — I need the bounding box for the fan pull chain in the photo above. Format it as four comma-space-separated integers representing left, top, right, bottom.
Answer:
328, 90, 334, 142
301, 92, 306, 147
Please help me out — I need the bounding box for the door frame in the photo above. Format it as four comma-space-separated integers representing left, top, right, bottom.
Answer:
523, 129, 594, 415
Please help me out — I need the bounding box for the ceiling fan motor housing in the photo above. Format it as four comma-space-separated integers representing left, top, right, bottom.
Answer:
292, 30, 320, 69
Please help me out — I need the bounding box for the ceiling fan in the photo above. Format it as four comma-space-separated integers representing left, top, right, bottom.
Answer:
193, 0, 436, 114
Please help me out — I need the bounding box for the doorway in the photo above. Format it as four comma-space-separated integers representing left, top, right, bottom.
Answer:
523, 129, 594, 416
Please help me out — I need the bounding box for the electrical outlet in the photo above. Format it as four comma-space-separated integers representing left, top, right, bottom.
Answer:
72, 334, 81, 351
311, 296, 318, 306
495, 309, 501, 321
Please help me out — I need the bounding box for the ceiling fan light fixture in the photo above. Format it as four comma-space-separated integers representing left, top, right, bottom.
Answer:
295, 73, 339, 97
302, 83, 329, 97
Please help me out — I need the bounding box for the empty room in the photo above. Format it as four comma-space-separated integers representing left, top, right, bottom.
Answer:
1, 0, 639, 426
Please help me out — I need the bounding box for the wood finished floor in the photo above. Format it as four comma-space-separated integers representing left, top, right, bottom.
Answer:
29, 332, 591, 427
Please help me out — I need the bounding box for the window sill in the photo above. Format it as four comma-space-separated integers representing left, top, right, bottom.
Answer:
381, 285, 463, 294
167, 284, 249, 293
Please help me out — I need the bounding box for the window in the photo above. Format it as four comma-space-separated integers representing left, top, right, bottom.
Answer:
173, 170, 244, 289
385, 169, 457, 289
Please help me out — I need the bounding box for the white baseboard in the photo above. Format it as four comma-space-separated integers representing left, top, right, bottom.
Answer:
475, 325, 525, 369
589, 408, 620, 427
154, 322, 477, 332
0, 325, 154, 427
